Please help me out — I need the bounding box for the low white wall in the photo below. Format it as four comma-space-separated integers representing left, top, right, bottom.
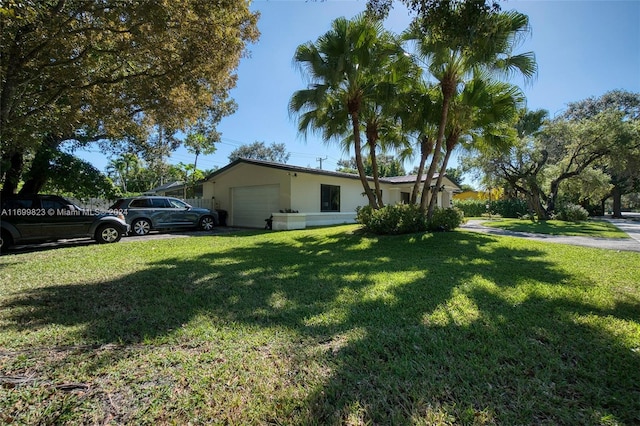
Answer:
270, 212, 358, 230
305, 212, 357, 227
271, 213, 306, 231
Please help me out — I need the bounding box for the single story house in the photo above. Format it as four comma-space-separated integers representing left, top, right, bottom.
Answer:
202, 158, 461, 229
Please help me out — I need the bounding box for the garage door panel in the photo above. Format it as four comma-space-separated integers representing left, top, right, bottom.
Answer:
232, 185, 279, 228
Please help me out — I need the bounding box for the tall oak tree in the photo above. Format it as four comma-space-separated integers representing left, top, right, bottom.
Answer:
1, 0, 259, 195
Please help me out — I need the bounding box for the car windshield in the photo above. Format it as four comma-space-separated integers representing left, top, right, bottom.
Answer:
169, 199, 189, 209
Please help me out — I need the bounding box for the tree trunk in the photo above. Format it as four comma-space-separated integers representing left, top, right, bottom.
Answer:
121, 171, 128, 193
428, 132, 458, 212
546, 180, 559, 218
411, 136, 432, 204
529, 190, 548, 220
193, 151, 199, 176
350, 111, 377, 208
423, 77, 454, 218
369, 142, 383, 208
612, 184, 623, 218
1, 152, 24, 195
366, 122, 383, 208
191, 150, 200, 199
19, 135, 61, 194
430, 144, 455, 210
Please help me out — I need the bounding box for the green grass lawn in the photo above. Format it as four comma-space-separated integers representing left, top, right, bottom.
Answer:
479, 218, 630, 238
1, 225, 639, 424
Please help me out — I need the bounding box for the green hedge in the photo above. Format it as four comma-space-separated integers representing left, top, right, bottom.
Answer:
356, 204, 464, 235
356, 204, 427, 234
427, 207, 465, 232
453, 200, 487, 217
557, 204, 589, 222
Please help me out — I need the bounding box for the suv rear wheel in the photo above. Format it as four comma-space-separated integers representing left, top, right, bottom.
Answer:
199, 216, 215, 231
131, 218, 152, 236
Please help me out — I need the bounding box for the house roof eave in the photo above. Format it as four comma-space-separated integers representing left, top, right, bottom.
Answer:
204, 158, 462, 191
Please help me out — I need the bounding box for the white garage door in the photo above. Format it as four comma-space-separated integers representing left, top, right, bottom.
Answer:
232, 184, 280, 228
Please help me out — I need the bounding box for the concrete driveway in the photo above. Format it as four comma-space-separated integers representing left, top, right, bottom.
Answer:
604, 215, 640, 244
461, 215, 640, 252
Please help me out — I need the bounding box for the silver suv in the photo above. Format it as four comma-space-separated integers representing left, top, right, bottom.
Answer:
110, 196, 219, 236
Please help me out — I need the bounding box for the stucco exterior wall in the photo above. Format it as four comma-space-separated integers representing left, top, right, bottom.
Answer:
204, 164, 390, 214
290, 172, 373, 214
203, 163, 292, 213
202, 160, 460, 228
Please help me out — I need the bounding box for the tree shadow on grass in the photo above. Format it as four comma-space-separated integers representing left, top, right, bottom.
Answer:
2, 229, 639, 423
307, 274, 640, 424
289, 232, 640, 424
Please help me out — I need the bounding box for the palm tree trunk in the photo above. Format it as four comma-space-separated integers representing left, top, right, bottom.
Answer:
351, 112, 377, 208
192, 150, 200, 199
119, 170, 127, 193
366, 122, 384, 208
428, 132, 458, 212
430, 137, 457, 210
422, 80, 454, 217
411, 136, 432, 204
369, 142, 384, 208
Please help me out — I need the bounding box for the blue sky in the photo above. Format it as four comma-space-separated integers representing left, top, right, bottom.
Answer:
75, 0, 640, 181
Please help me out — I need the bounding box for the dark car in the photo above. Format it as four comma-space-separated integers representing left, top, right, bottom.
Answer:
109, 196, 218, 236
1, 194, 129, 251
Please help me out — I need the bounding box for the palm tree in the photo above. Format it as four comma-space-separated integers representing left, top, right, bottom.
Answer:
366, 32, 418, 207
290, 14, 413, 208
512, 108, 549, 217
395, 79, 440, 203
106, 153, 141, 194
515, 108, 549, 140
469, 107, 549, 218
431, 75, 524, 201
405, 8, 537, 218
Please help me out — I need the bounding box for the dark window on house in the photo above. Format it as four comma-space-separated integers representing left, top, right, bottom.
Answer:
401, 192, 410, 204
321, 184, 340, 212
